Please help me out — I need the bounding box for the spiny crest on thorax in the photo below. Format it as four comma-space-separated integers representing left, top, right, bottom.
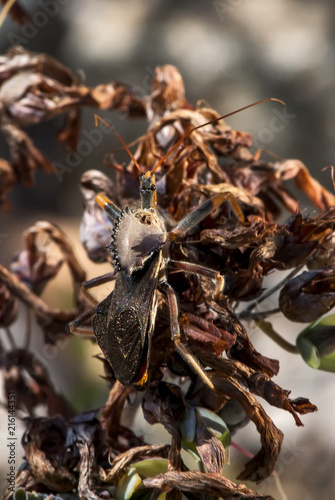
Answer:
108, 204, 167, 275
107, 206, 133, 272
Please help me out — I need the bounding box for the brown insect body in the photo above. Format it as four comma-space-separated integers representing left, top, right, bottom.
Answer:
70, 100, 282, 388
93, 245, 161, 386
93, 179, 166, 386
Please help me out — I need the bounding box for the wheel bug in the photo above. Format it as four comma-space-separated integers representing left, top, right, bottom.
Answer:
69, 98, 284, 390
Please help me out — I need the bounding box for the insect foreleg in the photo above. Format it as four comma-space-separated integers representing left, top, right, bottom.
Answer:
170, 191, 244, 240
161, 281, 214, 390
95, 193, 122, 221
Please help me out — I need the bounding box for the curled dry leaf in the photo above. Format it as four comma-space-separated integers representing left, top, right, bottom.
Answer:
193, 410, 225, 474
143, 470, 274, 499
21, 412, 103, 494
99, 380, 145, 453
308, 230, 335, 270
0, 46, 74, 85
142, 382, 185, 471
12, 220, 85, 297
181, 312, 236, 356
279, 267, 335, 322
0, 46, 146, 202
205, 292, 280, 376
100, 444, 169, 484
277, 159, 335, 211
189, 352, 316, 428
0, 262, 75, 323
2, 118, 56, 185
273, 210, 335, 270
212, 374, 283, 482
147, 63, 188, 120
80, 169, 115, 263
1, 347, 74, 417
10, 235, 63, 297
22, 416, 78, 493
0, 219, 87, 342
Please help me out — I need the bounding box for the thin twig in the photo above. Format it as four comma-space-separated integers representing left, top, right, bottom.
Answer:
238, 265, 304, 319
0, 263, 77, 322
256, 320, 299, 354
239, 308, 281, 322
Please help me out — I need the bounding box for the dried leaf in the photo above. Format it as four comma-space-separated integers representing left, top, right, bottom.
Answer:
278, 159, 335, 210
22, 416, 78, 492
1, 348, 74, 417
279, 267, 335, 322
194, 411, 225, 474
143, 382, 185, 471
143, 471, 274, 499
22, 412, 103, 494
101, 444, 169, 484
80, 170, 115, 263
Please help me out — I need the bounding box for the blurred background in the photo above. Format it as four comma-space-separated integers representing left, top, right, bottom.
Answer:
0, 1, 335, 498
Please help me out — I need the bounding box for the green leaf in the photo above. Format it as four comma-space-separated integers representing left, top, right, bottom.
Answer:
13, 490, 27, 500
180, 407, 231, 461
197, 407, 231, 448
296, 314, 335, 371
115, 468, 142, 500
131, 458, 168, 478
115, 459, 168, 500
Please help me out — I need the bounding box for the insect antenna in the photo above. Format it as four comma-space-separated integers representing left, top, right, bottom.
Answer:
94, 115, 143, 175
94, 98, 284, 212
150, 97, 285, 174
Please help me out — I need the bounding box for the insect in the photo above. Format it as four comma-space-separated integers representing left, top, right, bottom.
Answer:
69, 98, 283, 389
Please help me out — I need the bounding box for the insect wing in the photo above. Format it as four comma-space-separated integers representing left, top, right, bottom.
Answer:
93, 254, 161, 385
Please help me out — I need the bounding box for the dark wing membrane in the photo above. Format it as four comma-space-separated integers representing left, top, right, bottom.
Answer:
109, 306, 145, 385
93, 253, 161, 385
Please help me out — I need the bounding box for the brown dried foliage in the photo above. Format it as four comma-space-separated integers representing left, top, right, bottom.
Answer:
1, 49, 334, 499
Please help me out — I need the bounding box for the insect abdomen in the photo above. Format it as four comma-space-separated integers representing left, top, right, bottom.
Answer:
94, 301, 147, 386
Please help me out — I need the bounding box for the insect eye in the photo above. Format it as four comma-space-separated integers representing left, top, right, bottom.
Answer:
140, 184, 155, 193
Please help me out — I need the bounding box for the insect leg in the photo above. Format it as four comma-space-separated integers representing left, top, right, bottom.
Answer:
81, 271, 116, 305
161, 281, 214, 390
170, 192, 244, 240
70, 271, 116, 335
95, 193, 121, 221
68, 305, 97, 337
170, 260, 224, 296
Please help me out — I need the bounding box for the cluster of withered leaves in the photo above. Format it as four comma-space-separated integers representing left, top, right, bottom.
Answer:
0, 45, 146, 207
1, 50, 335, 499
